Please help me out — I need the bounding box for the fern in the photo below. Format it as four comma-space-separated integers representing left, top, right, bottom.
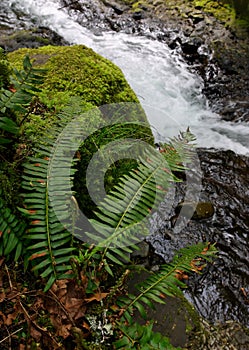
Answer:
21, 146, 75, 290
0, 55, 46, 114
0, 190, 26, 261
87, 130, 195, 270
21, 98, 102, 291
21, 120, 78, 290
114, 321, 181, 350
0, 55, 46, 147
116, 243, 217, 322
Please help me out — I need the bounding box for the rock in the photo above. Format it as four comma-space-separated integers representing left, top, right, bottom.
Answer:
131, 241, 150, 258
0, 28, 68, 52
132, 11, 144, 20
7, 45, 139, 111
4, 45, 153, 214
127, 269, 201, 348
175, 201, 215, 220
148, 149, 249, 328
102, 0, 129, 15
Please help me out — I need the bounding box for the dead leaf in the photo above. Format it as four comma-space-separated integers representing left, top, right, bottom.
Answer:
85, 292, 109, 303
30, 324, 42, 342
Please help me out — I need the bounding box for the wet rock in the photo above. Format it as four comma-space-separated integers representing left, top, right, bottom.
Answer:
0, 28, 68, 52
102, 0, 129, 15
127, 269, 201, 348
148, 149, 249, 327
187, 319, 249, 350
131, 241, 150, 258
175, 201, 215, 220
132, 11, 144, 21
181, 37, 203, 55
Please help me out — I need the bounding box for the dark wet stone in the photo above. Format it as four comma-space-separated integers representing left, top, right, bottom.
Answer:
0, 28, 68, 52
175, 201, 215, 220
127, 269, 200, 348
132, 11, 144, 21
148, 149, 249, 327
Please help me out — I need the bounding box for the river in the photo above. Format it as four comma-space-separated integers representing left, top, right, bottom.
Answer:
2, 0, 249, 155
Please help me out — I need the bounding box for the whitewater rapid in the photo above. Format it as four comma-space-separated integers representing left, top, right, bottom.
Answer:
4, 0, 249, 154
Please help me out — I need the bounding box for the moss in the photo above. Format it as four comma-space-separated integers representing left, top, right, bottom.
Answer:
193, 0, 236, 24
6, 44, 153, 140
7, 45, 138, 109
5, 45, 153, 215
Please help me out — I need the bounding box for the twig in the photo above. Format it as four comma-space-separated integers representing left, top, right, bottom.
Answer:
4, 264, 13, 290
47, 289, 77, 327
18, 301, 61, 347
0, 328, 23, 345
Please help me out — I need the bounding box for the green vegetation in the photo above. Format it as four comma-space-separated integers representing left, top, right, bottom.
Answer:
0, 48, 217, 349
120, 0, 249, 28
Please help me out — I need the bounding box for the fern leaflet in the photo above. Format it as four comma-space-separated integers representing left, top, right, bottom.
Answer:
117, 243, 217, 322
114, 322, 181, 350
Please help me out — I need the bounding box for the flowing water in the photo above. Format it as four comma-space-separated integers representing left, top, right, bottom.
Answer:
2, 0, 249, 155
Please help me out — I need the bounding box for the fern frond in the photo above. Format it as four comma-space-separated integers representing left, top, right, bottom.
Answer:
117, 243, 217, 321
21, 116, 79, 290
0, 55, 46, 114
21, 151, 75, 291
115, 321, 181, 350
159, 128, 197, 172
0, 190, 26, 260
0, 55, 46, 147
87, 146, 181, 267
21, 97, 102, 291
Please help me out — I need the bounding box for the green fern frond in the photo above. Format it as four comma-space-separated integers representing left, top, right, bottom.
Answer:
87, 140, 189, 267
0, 55, 46, 147
21, 127, 77, 291
117, 243, 217, 321
21, 153, 75, 291
0, 55, 46, 114
114, 321, 181, 350
0, 190, 26, 261
21, 97, 102, 291
159, 128, 196, 171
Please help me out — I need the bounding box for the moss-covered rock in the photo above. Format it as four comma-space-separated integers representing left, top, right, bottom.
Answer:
6, 45, 150, 140
7, 45, 139, 109
4, 45, 153, 214
127, 269, 202, 348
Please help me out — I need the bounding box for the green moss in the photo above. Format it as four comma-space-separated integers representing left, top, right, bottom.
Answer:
6, 45, 153, 141
193, 0, 236, 24
5, 45, 154, 216
7, 45, 138, 109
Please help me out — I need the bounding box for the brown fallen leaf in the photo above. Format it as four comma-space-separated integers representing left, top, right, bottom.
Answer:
85, 292, 109, 303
